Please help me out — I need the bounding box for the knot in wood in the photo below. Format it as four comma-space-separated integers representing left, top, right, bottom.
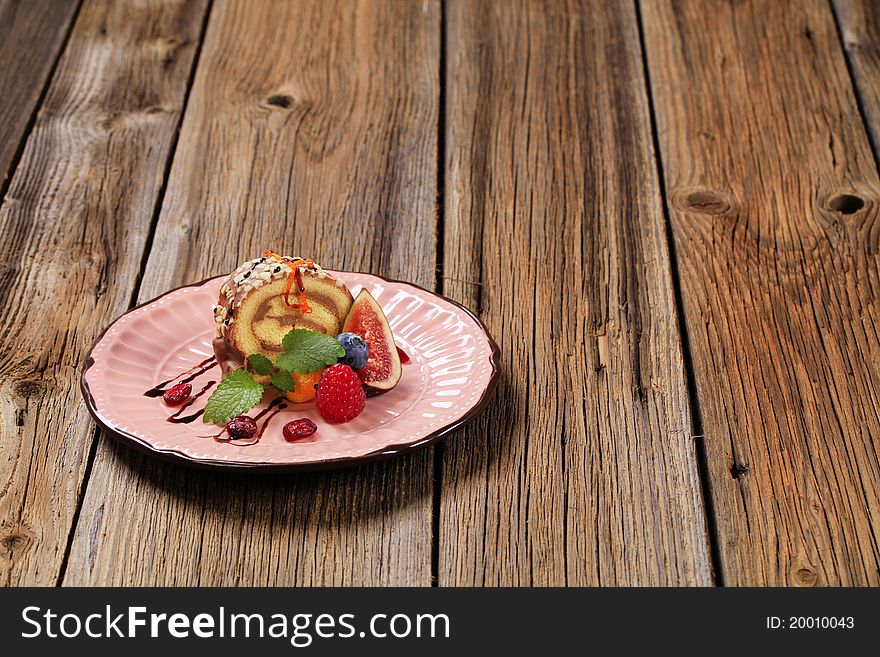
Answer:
826, 193, 865, 215
14, 379, 44, 398
266, 94, 294, 109
1, 534, 27, 551
0, 525, 35, 557
794, 567, 818, 586
671, 187, 735, 216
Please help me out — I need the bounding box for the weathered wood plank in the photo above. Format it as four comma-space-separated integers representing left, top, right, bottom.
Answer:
438, 0, 713, 585
0, 0, 208, 585
64, 0, 439, 586
0, 0, 79, 192
833, 0, 880, 158
642, 0, 880, 585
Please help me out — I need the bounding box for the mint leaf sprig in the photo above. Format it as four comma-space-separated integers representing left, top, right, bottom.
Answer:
202, 328, 345, 424
202, 370, 264, 424
277, 328, 345, 374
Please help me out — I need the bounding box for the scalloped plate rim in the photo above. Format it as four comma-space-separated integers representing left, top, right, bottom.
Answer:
80, 272, 501, 472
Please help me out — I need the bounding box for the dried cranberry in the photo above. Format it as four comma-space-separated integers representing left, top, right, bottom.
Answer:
283, 418, 318, 442
396, 346, 410, 364
163, 383, 192, 406
226, 415, 258, 440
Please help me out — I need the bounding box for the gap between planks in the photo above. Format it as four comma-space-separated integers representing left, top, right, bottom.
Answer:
633, 0, 724, 587
430, 0, 448, 588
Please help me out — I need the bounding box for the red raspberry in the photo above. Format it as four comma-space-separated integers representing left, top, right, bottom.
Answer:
314, 364, 366, 423
163, 383, 191, 406
283, 418, 318, 441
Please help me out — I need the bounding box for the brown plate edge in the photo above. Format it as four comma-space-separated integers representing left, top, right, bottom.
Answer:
79, 273, 501, 473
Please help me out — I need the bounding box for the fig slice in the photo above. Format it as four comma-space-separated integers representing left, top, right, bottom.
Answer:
342, 289, 402, 392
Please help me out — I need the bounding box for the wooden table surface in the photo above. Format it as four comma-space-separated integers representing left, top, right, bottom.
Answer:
1, 0, 879, 587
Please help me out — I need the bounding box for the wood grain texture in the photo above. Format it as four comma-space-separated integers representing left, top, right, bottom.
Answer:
834, 0, 880, 158
0, 0, 79, 191
438, 0, 713, 585
642, 0, 880, 585
0, 0, 208, 585
64, 0, 439, 586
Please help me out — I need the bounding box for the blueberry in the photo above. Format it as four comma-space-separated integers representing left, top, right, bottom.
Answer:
336, 332, 369, 370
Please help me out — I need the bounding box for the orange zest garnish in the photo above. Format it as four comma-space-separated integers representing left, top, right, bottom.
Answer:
283, 258, 314, 312
263, 250, 314, 313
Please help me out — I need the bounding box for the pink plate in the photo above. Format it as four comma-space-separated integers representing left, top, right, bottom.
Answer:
81, 272, 500, 471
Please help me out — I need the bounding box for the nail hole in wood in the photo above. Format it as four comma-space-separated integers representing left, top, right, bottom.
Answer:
828, 194, 864, 214
267, 95, 293, 108
731, 462, 750, 479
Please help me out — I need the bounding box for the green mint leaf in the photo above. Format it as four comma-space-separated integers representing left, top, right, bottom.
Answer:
277, 328, 345, 374
271, 369, 295, 393
202, 369, 264, 423
274, 351, 298, 373
247, 353, 274, 376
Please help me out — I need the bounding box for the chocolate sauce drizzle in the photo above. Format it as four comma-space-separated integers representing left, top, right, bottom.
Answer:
166, 380, 216, 424
144, 356, 218, 397
144, 341, 297, 447
167, 408, 205, 424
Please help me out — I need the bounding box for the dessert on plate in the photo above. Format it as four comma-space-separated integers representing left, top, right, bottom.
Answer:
84, 245, 499, 470
153, 250, 409, 444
